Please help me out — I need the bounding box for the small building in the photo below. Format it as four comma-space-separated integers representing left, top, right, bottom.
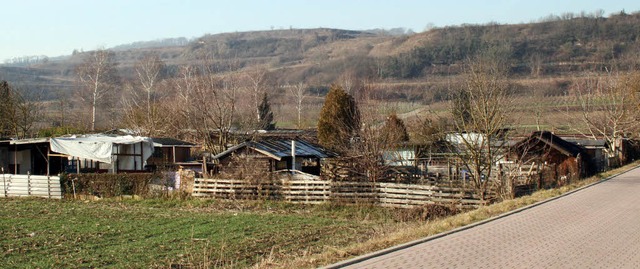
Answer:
512, 131, 589, 184
50, 135, 154, 173
563, 137, 608, 172
147, 137, 200, 171
0, 138, 65, 175
212, 138, 334, 179
0, 135, 155, 175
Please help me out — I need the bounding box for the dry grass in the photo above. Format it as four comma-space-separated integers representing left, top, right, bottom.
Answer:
276, 161, 640, 269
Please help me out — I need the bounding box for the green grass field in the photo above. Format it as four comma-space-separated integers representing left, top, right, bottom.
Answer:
2, 161, 637, 268
0, 199, 404, 268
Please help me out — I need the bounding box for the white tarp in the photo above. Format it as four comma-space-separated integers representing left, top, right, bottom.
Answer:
50, 135, 154, 164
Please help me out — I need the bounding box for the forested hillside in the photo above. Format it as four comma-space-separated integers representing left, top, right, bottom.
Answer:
1, 10, 639, 138
381, 10, 640, 78
2, 11, 639, 99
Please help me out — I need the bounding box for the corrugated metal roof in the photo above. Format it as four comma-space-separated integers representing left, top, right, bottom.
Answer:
213, 143, 249, 160
252, 139, 331, 158
212, 139, 333, 160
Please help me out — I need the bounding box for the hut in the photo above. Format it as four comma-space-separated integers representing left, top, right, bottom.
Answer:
512, 131, 589, 186
212, 138, 334, 179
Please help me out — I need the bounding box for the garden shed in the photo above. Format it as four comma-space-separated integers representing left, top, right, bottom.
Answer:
147, 137, 199, 170
0, 138, 65, 175
512, 131, 589, 183
212, 138, 334, 179
50, 134, 154, 173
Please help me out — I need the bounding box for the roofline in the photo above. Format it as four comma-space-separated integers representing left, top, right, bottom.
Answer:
251, 147, 282, 161
152, 144, 200, 148
9, 138, 50, 145
212, 143, 248, 160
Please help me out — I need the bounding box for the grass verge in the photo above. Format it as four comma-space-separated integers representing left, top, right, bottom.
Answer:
288, 161, 640, 268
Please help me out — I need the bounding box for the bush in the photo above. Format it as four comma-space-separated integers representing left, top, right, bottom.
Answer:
394, 203, 460, 222
62, 173, 156, 198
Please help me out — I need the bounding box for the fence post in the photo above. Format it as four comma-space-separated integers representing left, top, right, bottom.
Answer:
447, 160, 452, 183
47, 175, 51, 199
27, 172, 31, 196
2, 168, 6, 198
308, 179, 309, 204
72, 177, 77, 199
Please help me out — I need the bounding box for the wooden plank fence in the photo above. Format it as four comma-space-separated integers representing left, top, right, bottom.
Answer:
193, 178, 487, 209
378, 182, 484, 209
0, 174, 62, 199
281, 179, 330, 204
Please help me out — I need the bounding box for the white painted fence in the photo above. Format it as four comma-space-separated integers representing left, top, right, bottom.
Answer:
0, 174, 62, 199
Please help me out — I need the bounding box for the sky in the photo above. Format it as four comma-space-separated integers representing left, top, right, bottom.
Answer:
2, 0, 640, 61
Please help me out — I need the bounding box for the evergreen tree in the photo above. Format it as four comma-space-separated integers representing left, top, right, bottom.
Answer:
0, 80, 39, 138
0, 81, 11, 137
257, 92, 275, 130
318, 84, 360, 151
381, 114, 409, 144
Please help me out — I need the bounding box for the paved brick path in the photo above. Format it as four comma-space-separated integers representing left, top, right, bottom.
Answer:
333, 168, 640, 268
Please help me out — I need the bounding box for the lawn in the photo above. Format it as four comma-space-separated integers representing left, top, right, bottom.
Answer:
2, 161, 636, 268
0, 199, 404, 268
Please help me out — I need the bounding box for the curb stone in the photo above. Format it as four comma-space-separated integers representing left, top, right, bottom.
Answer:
322, 165, 639, 269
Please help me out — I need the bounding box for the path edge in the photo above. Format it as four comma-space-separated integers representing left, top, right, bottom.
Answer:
323, 165, 639, 269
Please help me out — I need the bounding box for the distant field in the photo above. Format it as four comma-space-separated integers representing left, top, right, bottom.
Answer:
395, 94, 592, 135
0, 198, 406, 268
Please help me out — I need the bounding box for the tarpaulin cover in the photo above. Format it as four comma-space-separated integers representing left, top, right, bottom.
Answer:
50, 135, 154, 164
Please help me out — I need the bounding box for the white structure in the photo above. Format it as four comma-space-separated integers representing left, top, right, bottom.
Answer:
50, 135, 154, 173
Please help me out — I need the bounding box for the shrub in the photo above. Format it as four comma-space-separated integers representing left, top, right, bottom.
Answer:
62, 173, 156, 198
394, 203, 460, 222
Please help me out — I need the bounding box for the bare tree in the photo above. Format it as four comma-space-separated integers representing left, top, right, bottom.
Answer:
135, 52, 165, 122
244, 66, 269, 123
122, 52, 170, 136
570, 71, 640, 166
175, 58, 240, 153
338, 71, 364, 100
529, 53, 544, 77
450, 56, 513, 200
75, 49, 119, 131
340, 72, 355, 95
174, 65, 198, 139
287, 82, 307, 128
352, 106, 388, 182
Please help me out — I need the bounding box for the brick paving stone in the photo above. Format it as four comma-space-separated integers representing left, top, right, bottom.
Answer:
337, 168, 640, 269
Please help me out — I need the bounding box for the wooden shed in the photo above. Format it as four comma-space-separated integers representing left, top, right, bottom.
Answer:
146, 137, 200, 171
212, 138, 335, 179
563, 137, 608, 172
512, 131, 589, 185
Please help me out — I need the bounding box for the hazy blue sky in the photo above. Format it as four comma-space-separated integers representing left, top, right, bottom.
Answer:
2, 0, 639, 61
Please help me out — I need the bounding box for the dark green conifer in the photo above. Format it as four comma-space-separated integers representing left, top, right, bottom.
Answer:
318, 85, 360, 151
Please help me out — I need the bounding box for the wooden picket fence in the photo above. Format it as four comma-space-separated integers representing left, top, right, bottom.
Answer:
0, 174, 62, 199
193, 178, 487, 209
